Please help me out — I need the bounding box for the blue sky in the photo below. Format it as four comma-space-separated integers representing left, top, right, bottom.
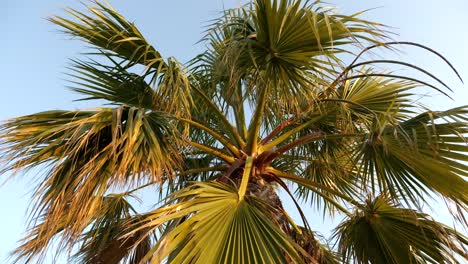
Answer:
2, 0, 468, 262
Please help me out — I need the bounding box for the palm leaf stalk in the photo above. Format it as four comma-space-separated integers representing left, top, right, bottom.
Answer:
1, 1, 467, 263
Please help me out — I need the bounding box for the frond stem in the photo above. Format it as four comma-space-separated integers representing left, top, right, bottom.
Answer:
259, 114, 327, 153
191, 85, 245, 148
185, 141, 235, 164
320, 41, 463, 98
247, 84, 269, 155
175, 117, 242, 157
267, 167, 360, 214
238, 156, 253, 201
261, 117, 295, 145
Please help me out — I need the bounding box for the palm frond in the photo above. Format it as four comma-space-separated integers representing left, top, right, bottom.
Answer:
333, 195, 468, 264
1, 108, 181, 182
250, 0, 386, 105
74, 200, 152, 264
292, 227, 339, 264
126, 182, 310, 264
297, 149, 360, 214
337, 71, 418, 120
353, 106, 468, 207
49, 1, 162, 69
12, 193, 147, 264
0, 107, 182, 262
52, 2, 194, 117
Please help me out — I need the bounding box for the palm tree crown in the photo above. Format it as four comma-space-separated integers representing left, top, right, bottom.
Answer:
1, 1, 467, 263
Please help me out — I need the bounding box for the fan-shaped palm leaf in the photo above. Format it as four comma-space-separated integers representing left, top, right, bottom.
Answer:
127, 182, 310, 264
333, 195, 468, 264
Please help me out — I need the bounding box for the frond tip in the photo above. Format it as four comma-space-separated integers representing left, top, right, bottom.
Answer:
49, 1, 163, 68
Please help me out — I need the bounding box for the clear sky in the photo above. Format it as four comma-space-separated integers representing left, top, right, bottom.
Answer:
2, 0, 468, 262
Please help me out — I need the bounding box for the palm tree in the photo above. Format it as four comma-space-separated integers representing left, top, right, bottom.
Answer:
1, 0, 467, 263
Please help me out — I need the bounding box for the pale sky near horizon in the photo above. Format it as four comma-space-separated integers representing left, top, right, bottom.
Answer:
2, 0, 468, 263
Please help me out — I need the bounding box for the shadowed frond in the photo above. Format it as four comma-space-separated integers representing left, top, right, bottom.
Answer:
73, 194, 152, 264
297, 148, 360, 214
250, 0, 387, 113
12, 193, 147, 264
291, 227, 339, 264
68, 58, 154, 108
333, 195, 468, 264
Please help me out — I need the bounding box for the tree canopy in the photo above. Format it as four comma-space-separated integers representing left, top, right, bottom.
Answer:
1, 1, 467, 263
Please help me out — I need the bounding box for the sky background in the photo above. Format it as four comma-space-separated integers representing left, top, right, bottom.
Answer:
2, 0, 468, 262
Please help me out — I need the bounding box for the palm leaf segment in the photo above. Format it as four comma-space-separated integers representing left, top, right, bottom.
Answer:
0, 0, 467, 263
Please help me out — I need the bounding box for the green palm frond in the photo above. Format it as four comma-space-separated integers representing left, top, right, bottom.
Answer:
298, 149, 360, 213
49, 1, 162, 69
250, 0, 386, 105
126, 182, 309, 264
338, 72, 418, 120
252, 0, 385, 72
353, 106, 468, 206
333, 195, 468, 264
68, 58, 155, 109
51, 2, 193, 117
191, 0, 388, 126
